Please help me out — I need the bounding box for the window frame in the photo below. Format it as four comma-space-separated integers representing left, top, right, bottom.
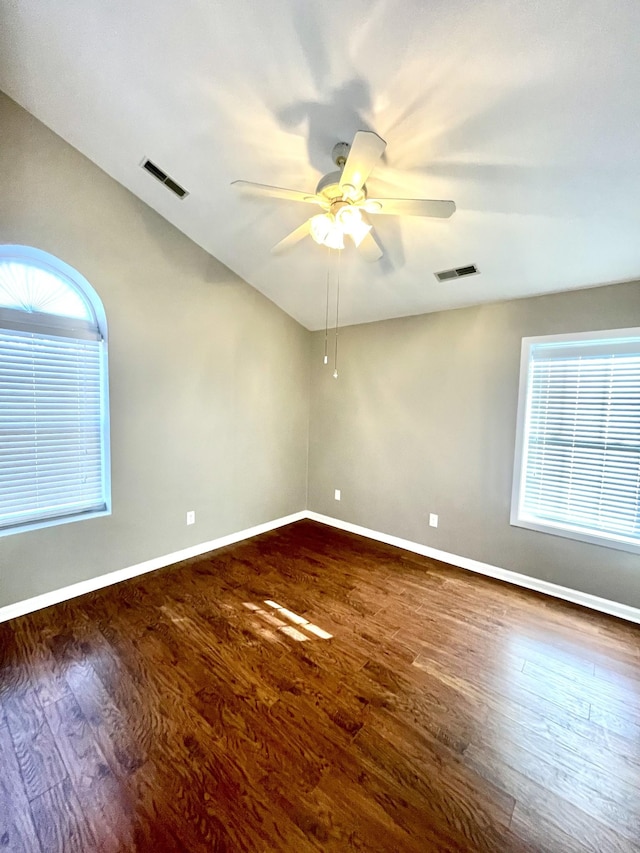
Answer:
510, 326, 640, 555
0, 245, 111, 537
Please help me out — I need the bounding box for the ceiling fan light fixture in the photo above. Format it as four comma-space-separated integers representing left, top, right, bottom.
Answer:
334, 204, 371, 246
233, 129, 457, 260
310, 213, 345, 250
335, 203, 361, 230
309, 213, 331, 243
348, 217, 372, 247
324, 228, 345, 251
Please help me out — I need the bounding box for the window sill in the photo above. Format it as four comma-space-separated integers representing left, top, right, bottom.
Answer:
0, 508, 111, 538
510, 514, 640, 556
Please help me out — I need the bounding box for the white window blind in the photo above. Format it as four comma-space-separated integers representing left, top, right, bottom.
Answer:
0, 246, 110, 536
512, 330, 640, 553
0, 327, 106, 531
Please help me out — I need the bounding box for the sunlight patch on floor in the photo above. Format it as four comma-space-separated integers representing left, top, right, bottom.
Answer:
264, 599, 333, 640
240, 599, 333, 641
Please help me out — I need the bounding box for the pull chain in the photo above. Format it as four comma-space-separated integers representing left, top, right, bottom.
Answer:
333, 249, 341, 379
323, 247, 330, 364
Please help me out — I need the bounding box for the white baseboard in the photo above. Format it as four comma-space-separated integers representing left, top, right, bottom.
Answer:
306, 511, 640, 626
0, 511, 306, 624
3, 508, 639, 627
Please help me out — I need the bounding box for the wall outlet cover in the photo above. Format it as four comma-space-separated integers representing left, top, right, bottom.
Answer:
334, 489, 341, 501
187, 511, 195, 525
429, 513, 438, 528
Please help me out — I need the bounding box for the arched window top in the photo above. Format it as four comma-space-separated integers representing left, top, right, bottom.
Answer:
0, 260, 93, 320
0, 246, 105, 339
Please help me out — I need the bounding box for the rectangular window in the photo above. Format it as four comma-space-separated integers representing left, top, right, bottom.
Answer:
0, 328, 107, 533
511, 328, 640, 554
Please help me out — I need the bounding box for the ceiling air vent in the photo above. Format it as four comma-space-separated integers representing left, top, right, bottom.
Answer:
435, 264, 479, 282
141, 159, 189, 199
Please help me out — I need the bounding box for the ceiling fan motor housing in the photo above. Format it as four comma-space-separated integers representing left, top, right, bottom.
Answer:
315, 170, 366, 205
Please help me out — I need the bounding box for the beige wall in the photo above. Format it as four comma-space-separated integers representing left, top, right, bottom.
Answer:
307, 283, 640, 609
0, 93, 310, 607
2, 90, 639, 614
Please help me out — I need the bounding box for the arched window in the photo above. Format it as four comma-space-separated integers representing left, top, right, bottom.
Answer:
0, 246, 110, 535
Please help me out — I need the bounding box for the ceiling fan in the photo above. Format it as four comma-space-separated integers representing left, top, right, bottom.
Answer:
232, 131, 456, 262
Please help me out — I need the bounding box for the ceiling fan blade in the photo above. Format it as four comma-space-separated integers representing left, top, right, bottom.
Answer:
340, 131, 387, 195
356, 227, 383, 262
271, 220, 311, 254
363, 198, 456, 218
232, 180, 323, 205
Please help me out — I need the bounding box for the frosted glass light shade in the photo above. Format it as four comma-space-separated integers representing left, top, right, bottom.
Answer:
310, 214, 345, 250
335, 205, 371, 246
346, 217, 372, 247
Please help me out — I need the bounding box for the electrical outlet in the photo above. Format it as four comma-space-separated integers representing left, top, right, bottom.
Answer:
186, 510, 195, 525
334, 489, 341, 501
429, 513, 438, 528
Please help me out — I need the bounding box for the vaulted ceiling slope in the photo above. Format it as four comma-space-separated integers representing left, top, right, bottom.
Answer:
2, 0, 640, 330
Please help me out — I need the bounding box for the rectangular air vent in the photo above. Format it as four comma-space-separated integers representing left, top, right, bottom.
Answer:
435, 264, 479, 282
142, 159, 189, 198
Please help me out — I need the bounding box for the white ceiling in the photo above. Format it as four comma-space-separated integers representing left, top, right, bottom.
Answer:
2, 0, 640, 330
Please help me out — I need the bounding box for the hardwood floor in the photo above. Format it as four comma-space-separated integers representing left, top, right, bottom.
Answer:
1, 520, 639, 851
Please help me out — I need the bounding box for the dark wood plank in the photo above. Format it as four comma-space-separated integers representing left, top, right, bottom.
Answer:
0, 722, 42, 853
465, 727, 640, 842
12, 611, 75, 707
62, 657, 146, 777
0, 519, 639, 851
3, 687, 67, 800
465, 743, 635, 852
29, 777, 97, 853
44, 692, 133, 852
